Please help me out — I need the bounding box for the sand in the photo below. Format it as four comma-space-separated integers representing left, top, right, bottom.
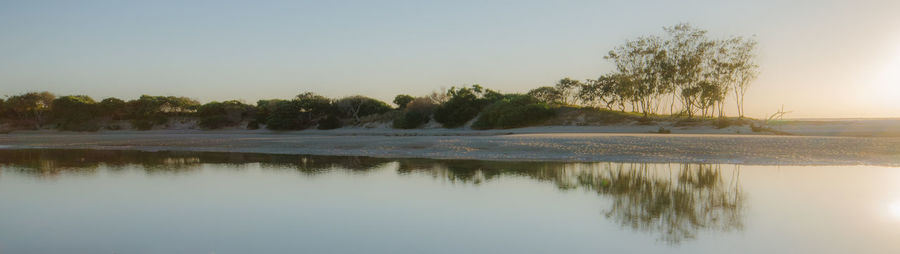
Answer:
2, 126, 899, 166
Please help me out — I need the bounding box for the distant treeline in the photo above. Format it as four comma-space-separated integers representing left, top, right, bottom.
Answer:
0, 85, 553, 131
0, 24, 757, 132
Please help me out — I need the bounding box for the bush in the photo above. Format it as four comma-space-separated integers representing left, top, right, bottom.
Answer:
266, 101, 303, 130
335, 96, 392, 123
433, 85, 502, 128
196, 100, 253, 129
317, 115, 342, 130
392, 97, 437, 129
472, 95, 554, 129
51, 95, 99, 131
393, 111, 430, 129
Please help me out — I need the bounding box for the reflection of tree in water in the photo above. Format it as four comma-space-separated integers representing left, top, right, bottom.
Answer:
576, 163, 744, 244
396, 160, 745, 244
0, 149, 743, 243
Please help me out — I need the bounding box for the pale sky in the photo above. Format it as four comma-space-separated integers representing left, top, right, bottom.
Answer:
1, 0, 898, 118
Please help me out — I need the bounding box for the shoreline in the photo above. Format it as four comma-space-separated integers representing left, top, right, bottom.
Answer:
2, 129, 899, 166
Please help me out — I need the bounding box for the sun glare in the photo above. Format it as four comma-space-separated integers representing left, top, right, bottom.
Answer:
868, 44, 900, 107
890, 201, 900, 220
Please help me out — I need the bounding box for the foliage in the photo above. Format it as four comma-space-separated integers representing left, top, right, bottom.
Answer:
126, 95, 200, 130
197, 100, 254, 129
393, 94, 414, 110
254, 99, 284, 126
265, 100, 303, 130
527, 86, 563, 104
472, 94, 555, 129
335, 96, 391, 123
98, 97, 127, 120
393, 111, 429, 129
578, 23, 759, 119
433, 85, 502, 128
51, 95, 99, 131
5, 91, 56, 128
392, 97, 438, 129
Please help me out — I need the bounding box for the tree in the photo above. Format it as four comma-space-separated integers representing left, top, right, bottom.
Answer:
726, 37, 759, 119
554, 78, 582, 105
393, 94, 414, 110
663, 23, 713, 118
605, 36, 666, 117
6, 91, 56, 128
579, 74, 621, 109
527, 86, 563, 105
335, 96, 391, 123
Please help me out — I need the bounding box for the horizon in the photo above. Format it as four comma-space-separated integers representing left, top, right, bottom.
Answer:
1, 0, 899, 118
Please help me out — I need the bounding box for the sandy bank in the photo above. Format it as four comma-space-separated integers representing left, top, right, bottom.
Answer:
2, 130, 898, 166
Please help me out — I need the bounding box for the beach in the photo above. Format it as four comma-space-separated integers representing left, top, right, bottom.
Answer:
3, 123, 899, 166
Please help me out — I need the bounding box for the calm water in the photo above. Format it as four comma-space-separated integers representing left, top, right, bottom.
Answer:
1, 150, 899, 254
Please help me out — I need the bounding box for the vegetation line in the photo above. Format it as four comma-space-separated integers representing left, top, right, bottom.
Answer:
0, 23, 758, 132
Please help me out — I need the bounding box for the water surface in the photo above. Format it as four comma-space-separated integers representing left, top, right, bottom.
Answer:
1, 150, 898, 253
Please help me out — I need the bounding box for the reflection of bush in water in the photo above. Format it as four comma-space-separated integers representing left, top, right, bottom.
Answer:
0, 149, 391, 177
0, 150, 743, 243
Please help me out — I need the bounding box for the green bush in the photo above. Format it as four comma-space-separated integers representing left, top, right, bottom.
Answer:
472, 95, 554, 129
335, 96, 392, 122
196, 100, 253, 129
433, 85, 502, 128
51, 95, 100, 131
266, 101, 303, 130
393, 111, 430, 129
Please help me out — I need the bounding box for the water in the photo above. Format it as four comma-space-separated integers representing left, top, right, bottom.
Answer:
0, 150, 898, 254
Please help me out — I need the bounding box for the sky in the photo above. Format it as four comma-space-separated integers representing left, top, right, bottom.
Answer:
0, 0, 898, 118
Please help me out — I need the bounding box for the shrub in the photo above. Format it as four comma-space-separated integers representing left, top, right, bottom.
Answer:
317, 115, 342, 130
392, 97, 437, 129
196, 100, 253, 129
98, 97, 127, 120
393, 111, 430, 129
433, 85, 502, 128
335, 96, 392, 123
472, 95, 554, 129
266, 101, 303, 130
51, 95, 100, 131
